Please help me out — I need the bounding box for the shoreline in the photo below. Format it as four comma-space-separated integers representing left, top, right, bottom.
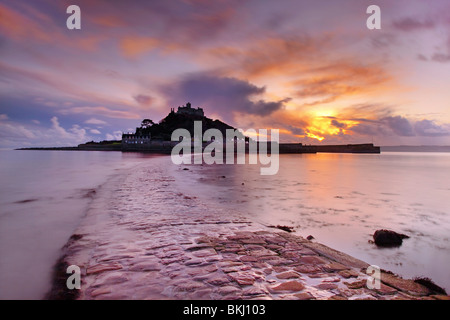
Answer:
16, 142, 381, 154
46, 161, 449, 300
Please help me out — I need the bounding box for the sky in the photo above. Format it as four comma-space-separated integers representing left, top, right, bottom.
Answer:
1, 0, 450, 148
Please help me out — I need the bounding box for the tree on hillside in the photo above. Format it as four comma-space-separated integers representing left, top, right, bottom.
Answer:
140, 119, 154, 128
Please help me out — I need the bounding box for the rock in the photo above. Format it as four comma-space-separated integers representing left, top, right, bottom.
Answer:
298, 247, 316, 255
249, 249, 278, 257
192, 248, 217, 257
344, 280, 366, 289
270, 280, 305, 292
294, 265, 322, 274
218, 286, 241, 296
413, 277, 447, 295
322, 262, 349, 272
294, 292, 314, 300
380, 271, 430, 296
86, 262, 123, 275
375, 283, 398, 295
281, 251, 301, 260
372, 229, 409, 247
206, 275, 231, 286
185, 258, 204, 266
90, 288, 112, 297
430, 295, 450, 300
298, 256, 328, 265
97, 254, 134, 262
129, 262, 161, 272
174, 280, 205, 292
239, 255, 258, 262
315, 283, 338, 290
306, 235, 314, 241
228, 272, 255, 286
276, 271, 301, 279
273, 225, 295, 233
328, 295, 347, 300
241, 237, 266, 244
273, 266, 289, 273
338, 269, 359, 278
242, 287, 269, 297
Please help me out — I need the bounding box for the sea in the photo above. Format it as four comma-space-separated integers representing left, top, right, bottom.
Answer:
0, 149, 449, 299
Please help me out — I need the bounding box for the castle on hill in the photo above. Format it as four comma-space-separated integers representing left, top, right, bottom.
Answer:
171, 102, 204, 117
122, 102, 205, 146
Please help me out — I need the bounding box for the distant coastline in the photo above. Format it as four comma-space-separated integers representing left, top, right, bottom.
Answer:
381, 145, 450, 152
17, 144, 450, 153
16, 142, 381, 154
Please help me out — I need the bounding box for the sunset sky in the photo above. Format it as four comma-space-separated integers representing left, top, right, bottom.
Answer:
1, 0, 450, 148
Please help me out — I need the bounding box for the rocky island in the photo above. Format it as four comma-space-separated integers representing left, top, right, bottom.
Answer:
18, 103, 381, 154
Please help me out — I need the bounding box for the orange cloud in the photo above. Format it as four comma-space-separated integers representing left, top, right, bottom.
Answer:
120, 37, 162, 57
0, 4, 52, 42
0, 3, 105, 52
293, 61, 392, 106
92, 15, 127, 28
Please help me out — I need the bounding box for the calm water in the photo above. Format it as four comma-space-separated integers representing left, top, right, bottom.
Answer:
0, 150, 449, 299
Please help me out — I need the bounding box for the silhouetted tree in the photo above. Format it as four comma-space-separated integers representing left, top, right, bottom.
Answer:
140, 119, 154, 128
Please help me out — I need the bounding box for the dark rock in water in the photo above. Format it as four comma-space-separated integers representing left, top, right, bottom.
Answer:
183, 168, 189, 170
306, 235, 315, 241
274, 225, 294, 233
268, 225, 295, 232
373, 229, 409, 247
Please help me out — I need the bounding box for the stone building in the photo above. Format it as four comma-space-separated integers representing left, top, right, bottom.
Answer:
122, 133, 151, 145
173, 102, 204, 117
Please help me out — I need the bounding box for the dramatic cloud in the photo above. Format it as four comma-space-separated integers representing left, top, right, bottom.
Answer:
414, 119, 450, 136
341, 114, 450, 139
331, 119, 347, 129
381, 116, 415, 137
286, 125, 306, 136
160, 73, 290, 122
